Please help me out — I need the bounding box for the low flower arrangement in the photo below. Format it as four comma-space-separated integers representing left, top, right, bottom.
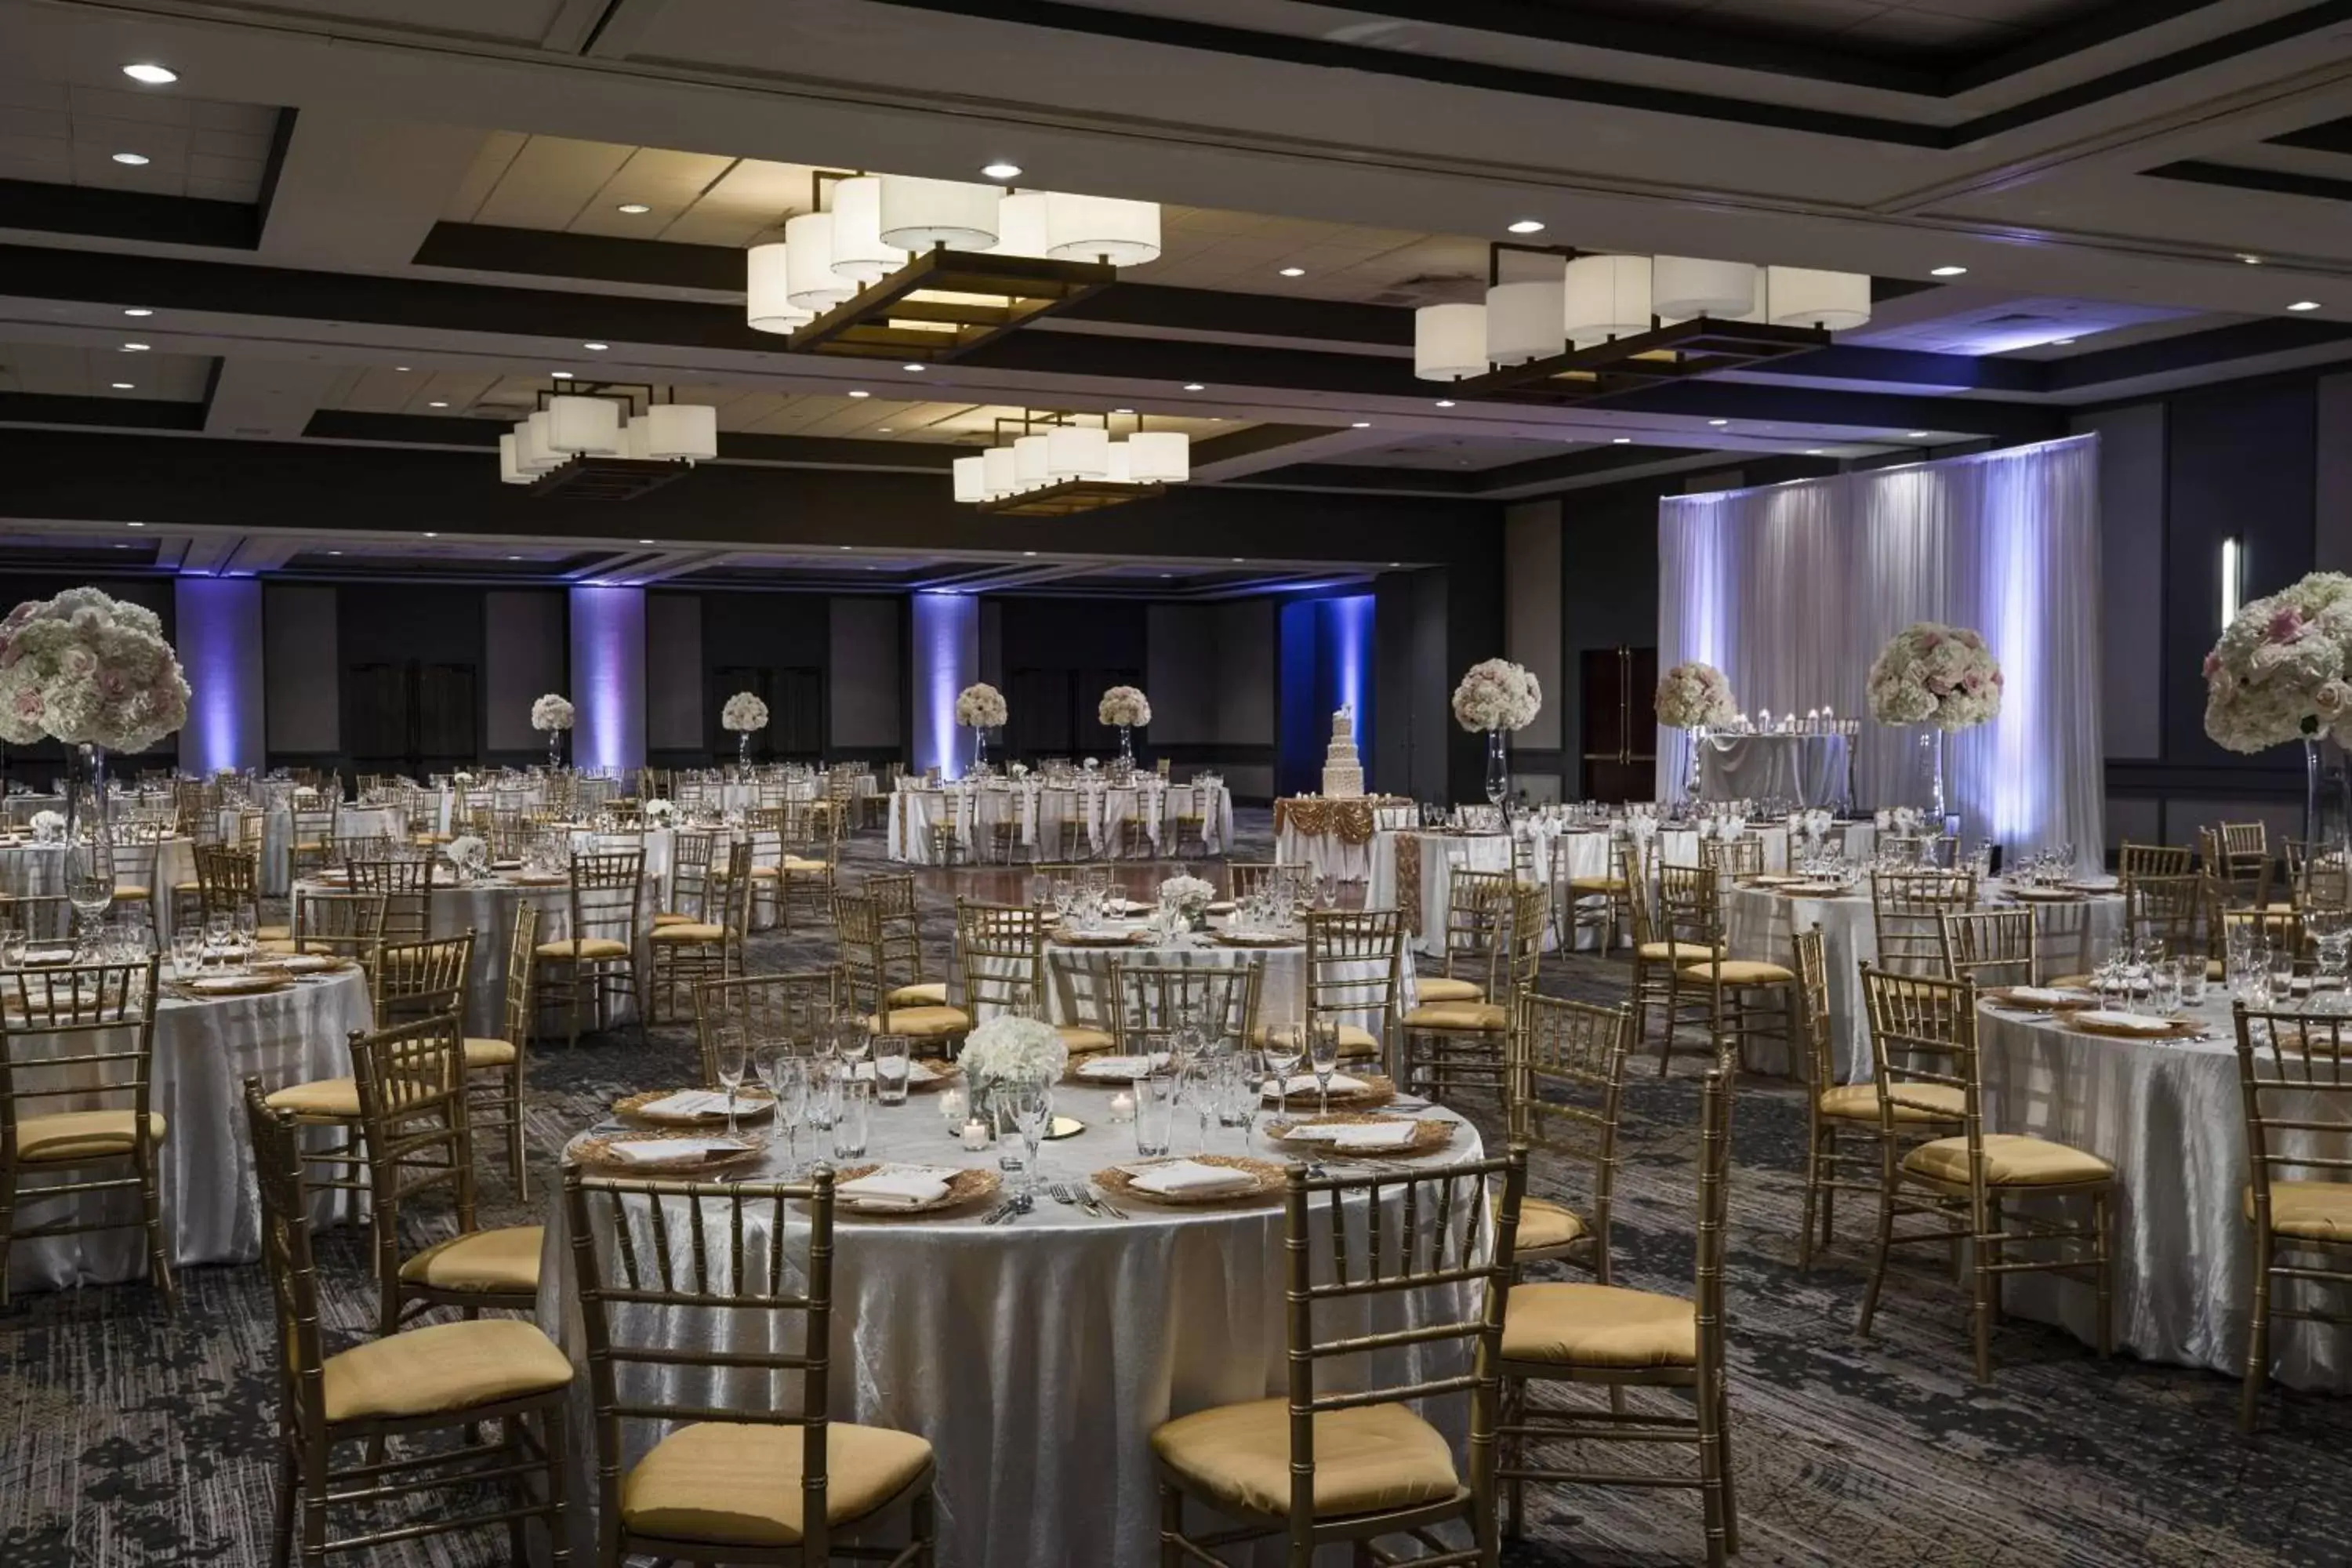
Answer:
956, 683, 1008, 729
530, 694, 575, 732
444, 834, 489, 878
1655, 661, 1738, 730
959, 1014, 1068, 1085
28, 809, 64, 842
1158, 874, 1217, 916
1098, 685, 1151, 728
1451, 659, 1543, 732
720, 691, 769, 733
2202, 571, 2352, 753
643, 798, 676, 825
1866, 623, 2002, 730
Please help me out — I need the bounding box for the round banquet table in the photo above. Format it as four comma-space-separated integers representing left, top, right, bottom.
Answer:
536, 1082, 1484, 1566
6, 964, 372, 1291
1972, 993, 2352, 1391
231, 804, 406, 896
1024, 926, 1421, 1038
0, 834, 198, 943
1367, 829, 1580, 956
1724, 878, 2124, 1080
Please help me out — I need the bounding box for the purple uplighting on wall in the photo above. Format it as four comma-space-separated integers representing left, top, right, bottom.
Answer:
912, 591, 978, 779
173, 575, 263, 773
568, 583, 645, 773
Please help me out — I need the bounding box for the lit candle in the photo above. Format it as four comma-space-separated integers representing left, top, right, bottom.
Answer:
1109, 1091, 1136, 1123
960, 1117, 990, 1152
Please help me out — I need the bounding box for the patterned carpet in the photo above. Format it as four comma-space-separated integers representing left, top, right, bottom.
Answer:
3, 808, 2348, 1566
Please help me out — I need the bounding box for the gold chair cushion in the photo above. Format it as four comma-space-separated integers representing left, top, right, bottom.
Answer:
1817, 1082, 1965, 1124
463, 1036, 518, 1069
747, 866, 780, 880
1149, 1396, 1459, 1519
171, 880, 201, 894
1501, 1281, 1696, 1369
1414, 977, 1483, 1004
256, 925, 291, 942
1403, 1001, 1508, 1032
1250, 1023, 1383, 1059
652, 911, 695, 927
537, 937, 633, 962
14, 1109, 167, 1164
111, 885, 153, 902
2249, 1179, 2352, 1240
294, 840, 328, 853
264, 1077, 360, 1119
1567, 877, 1627, 895
1675, 959, 1795, 986
621, 1420, 934, 1547
866, 1005, 971, 1040
1637, 941, 1717, 962
1055, 1025, 1116, 1054
1903, 1133, 2112, 1188
649, 923, 728, 943
1517, 1196, 1585, 1254
887, 982, 949, 1007
782, 856, 831, 874
397, 1225, 544, 1295
321, 1317, 572, 1425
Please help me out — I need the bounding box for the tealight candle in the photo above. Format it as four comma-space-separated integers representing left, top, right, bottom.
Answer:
960, 1117, 989, 1152
1109, 1091, 1136, 1123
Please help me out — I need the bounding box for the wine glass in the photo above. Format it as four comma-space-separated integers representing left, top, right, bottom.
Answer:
759, 1047, 811, 1174
1008, 1080, 1053, 1193
834, 1010, 871, 1071
714, 1025, 750, 1138
1308, 1019, 1341, 1116
1263, 1024, 1305, 1120
67, 863, 114, 953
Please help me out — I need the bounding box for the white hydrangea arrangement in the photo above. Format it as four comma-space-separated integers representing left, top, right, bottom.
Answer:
959, 1014, 1068, 1084
28, 809, 64, 842
443, 833, 488, 877
720, 691, 769, 734
1866, 623, 2002, 730
955, 683, 1007, 728
642, 798, 676, 824
1158, 874, 1217, 913
2203, 571, 2352, 753
530, 694, 575, 732
0, 588, 191, 753
1451, 659, 1542, 732
1098, 685, 1151, 728
1655, 661, 1738, 730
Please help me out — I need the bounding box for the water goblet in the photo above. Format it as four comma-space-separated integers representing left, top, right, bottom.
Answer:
170, 928, 203, 982
1308, 1019, 1341, 1115
1008, 1080, 1053, 1191
1263, 1024, 1305, 1119
759, 1047, 811, 1174
714, 1024, 751, 1138
2176, 954, 2209, 1008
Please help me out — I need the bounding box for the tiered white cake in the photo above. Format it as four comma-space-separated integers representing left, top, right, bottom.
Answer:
1321, 706, 1364, 798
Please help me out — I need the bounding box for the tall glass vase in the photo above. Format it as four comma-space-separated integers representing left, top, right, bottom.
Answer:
63, 742, 111, 848
737, 731, 753, 775
1485, 729, 1511, 818
1912, 728, 1947, 830
1116, 725, 1134, 772
2306, 734, 2351, 858
971, 726, 991, 777
547, 728, 564, 771
1686, 725, 1706, 804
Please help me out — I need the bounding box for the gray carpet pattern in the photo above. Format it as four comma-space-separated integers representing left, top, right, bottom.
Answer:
3, 808, 2348, 1566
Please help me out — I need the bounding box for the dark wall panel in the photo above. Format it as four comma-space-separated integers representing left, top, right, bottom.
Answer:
700, 593, 828, 759
336, 584, 487, 773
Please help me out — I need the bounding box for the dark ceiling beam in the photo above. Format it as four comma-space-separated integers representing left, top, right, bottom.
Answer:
2143, 159, 2352, 204
2269, 115, 2352, 155
1591, 380, 2067, 443
1749, 344, 2049, 394
2048, 316, 2352, 392
299, 408, 964, 470
1227, 463, 1486, 495
0, 178, 260, 250
0, 392, 207, 433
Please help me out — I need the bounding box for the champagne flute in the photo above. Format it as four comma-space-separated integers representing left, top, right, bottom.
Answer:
760, 1047, 811, 1174
715, 1024, 750, 1138
1308, 1019, 1341, 1116
1264, 1024, 1305, 1120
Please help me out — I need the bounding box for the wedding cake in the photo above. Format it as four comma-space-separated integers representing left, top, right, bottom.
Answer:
1321, 706, 1364, 798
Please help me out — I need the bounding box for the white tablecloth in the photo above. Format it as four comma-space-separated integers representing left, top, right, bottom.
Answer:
1, 837, 196, 943
236, 805, 405, 895
891, 784, 1233, 865
9, 967, 372, 1290
1653, 822, 1875, 873
1974, 995, 2352, 1392
537, 1082, 1484, 1566
1028, 932, 1418, 1043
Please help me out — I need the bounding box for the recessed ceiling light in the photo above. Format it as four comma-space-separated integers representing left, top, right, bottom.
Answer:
1388, 561, 1403, 567
1805, 448, 1825, 456
1507, 219, 1545, 234
1111, 407, 1134, 414
122, 64, 178, 85
506, 555, 522, 561
901, 362, 924, 372
423, 531, 438, 538
125, 521, 144, 528
981, 162, 1022, 180
2290, 300, 2323, 312
1232, 557, 1244, 563
1024, 550, 1038, 557
637, 539, 655, 545
123, 307, 152, 318
1160, 573, 1174, 579
2241, 254, 2264, 265
1183, 383, 1205, 391
327, 550, 343, 556
840, 546, 854, 551
877, 426, 894, 433
1278, 267, 1305, 278
111, 152, 151, 166
120, 342, 149, 352
1611, 437, 1631, 445
1930, 265, 1968, 277
550, 370, 572, 379
427, 400, 449, 408
848, 390, 870, 398
616, 202, 651, 214
395, 365, 411, 372
2051, 337, 2075, 346
1708, 419, 1729, 426
1351, 421, 1371, 429
1435, 399, 1456, 408
583, 342, 608, 350
1907, 430, 1930, 438
111, 381, 134, 389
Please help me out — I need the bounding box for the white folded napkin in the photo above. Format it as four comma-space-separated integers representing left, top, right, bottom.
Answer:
2005, 986, 2089, 1006
845, 1058, 936, 1083
1079, 1054, 1167, 1080
637, 1090, 746, 1119
2074, 1010, 2175, 1033
1285, 1120, 1419, 1151
1264, 1073, 1368, 1097
267, 955, 337, 973
1124, 1159, 1259, 1196
837, 1165, 956, 1208
607, 1138, 753, 1168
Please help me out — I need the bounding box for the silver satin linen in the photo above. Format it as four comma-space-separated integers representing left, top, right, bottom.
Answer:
1696, 733, 1849, 811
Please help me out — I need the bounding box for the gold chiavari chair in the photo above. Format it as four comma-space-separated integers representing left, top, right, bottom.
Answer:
1508, 993, 1632, 1272
1555, 837, 1629, 956
1152, 1151, 1526, 1568
263, 889, 387, 962
1225, 862, 1303, 902
1420, 867, 1513, 1005
1792, 928, 1962, 1270
242, 1081, 573, 1568
346, 855, 437, 947
956, 898, 1115, 1055
1855, 966, 2114, 1381
1272, 908, 1405, 1069
535, 849, 645, 1050
741, 807, 789, 924
1697, 833, 1764, 884
368, 930, 475, 1029
2199, 825, 2278, 911
565, 1167, 938, 1566
691, 971, 840, 1087
766, 800, 839, 931
195, 842, 287, 939
1400, 881, 1544, 1104
2122, 871, 2205, 960
0, 959, 170, 1307
1039, 783, 1088, 861
1107, 960, 1263, 1055
1497, 1072, 1737, 1563
107, 821, 165, 938
2232, 1001, 2352, 1431
1869, 867, 1978, 977
0, 892, 74, 944
347, 1010, 541, 1336
840, 891, 971, 1056
648, 838, 750, 1022
1937, 907, 2038, 989
289, 794, 339, 884
653, 829, 717, 930
1621, 840, 1709, 1056
464, 902, 538, 1197
2118, 840, 2192, 880
1660, 864, 1795, 1078
866, 873, 948, 1009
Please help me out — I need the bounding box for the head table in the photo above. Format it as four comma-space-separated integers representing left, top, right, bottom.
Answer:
889, 779, 1232, 866
538, 1080, 1483, 1567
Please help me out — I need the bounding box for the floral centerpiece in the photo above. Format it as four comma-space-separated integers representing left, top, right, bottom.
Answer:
2204, 572, 2352, 851
1098, 685, 1150, 770
1866, 623, 2002, 729
1656, 661, 1738, 730
0, 587, 191, 844
956, 683, 1007, 773
1158, 873, 1217, 931
643, 798, 676, 825
443, 833, 489, 881
531, 692, 574, 769
1451, 658, 1543, 811
958, 1014, 1069, 1142
28, 809, 64, 844
720, 690, 768, 771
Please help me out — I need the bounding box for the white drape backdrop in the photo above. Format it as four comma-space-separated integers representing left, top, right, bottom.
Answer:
1657, 434, 2104, 862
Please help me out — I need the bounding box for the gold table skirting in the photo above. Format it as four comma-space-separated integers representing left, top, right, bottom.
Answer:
1273, 796, 1406, 848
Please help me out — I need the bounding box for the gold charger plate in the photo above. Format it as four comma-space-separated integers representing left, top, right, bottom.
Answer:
254, 954, 356, 975
2065, 1014, 2202, 1040
567, 1128, 768, 1173
1212, 931, 1295, 948
1262, 1073, 1398, 1110
1052, 928, 1151, 947
1093, 1153, 1287, 1207
180, 975, 297, 998
614, 1087, 777, 1126
830, 1163, 1001, 1217
506, 873, 570, 887
1265, 1111, 1455, 1156
1777, 883, 1849, 897
1984, 987, 2096, 1011
2008, 887, 2088, 903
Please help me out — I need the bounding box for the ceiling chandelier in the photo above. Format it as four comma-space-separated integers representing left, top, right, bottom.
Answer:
950, 411, 1189, 517
1414, 249, 1871, 403
497, 384, 719, 500
742, 172, 1160, 362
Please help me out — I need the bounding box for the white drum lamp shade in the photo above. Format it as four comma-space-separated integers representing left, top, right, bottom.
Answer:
953, 455, 986, 503
621, 417, 651, 461
745, 242, 812, 334
1044, 194, 1162, 266
828, 176, 906, 285
641, 403, 718, 462
982, 445, 1018, 498
520, 411, 561, 471
1014, 433, 1051, 486
991, 191, 1051, 258
1653, 257, 1759, 318
1126, 430, 1189, 483
1485, 276, 1566, 365
1105, 441, 1131, 483
878, 176, 1000, 250
548, 394, 622, 456
498, 432, 532, 485
1047, 423, 1110, 480
784, 213, 851, 309
1414, 302, 1488, 382
1766, 267, 1871, 330
1563, 255, 1653, 345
